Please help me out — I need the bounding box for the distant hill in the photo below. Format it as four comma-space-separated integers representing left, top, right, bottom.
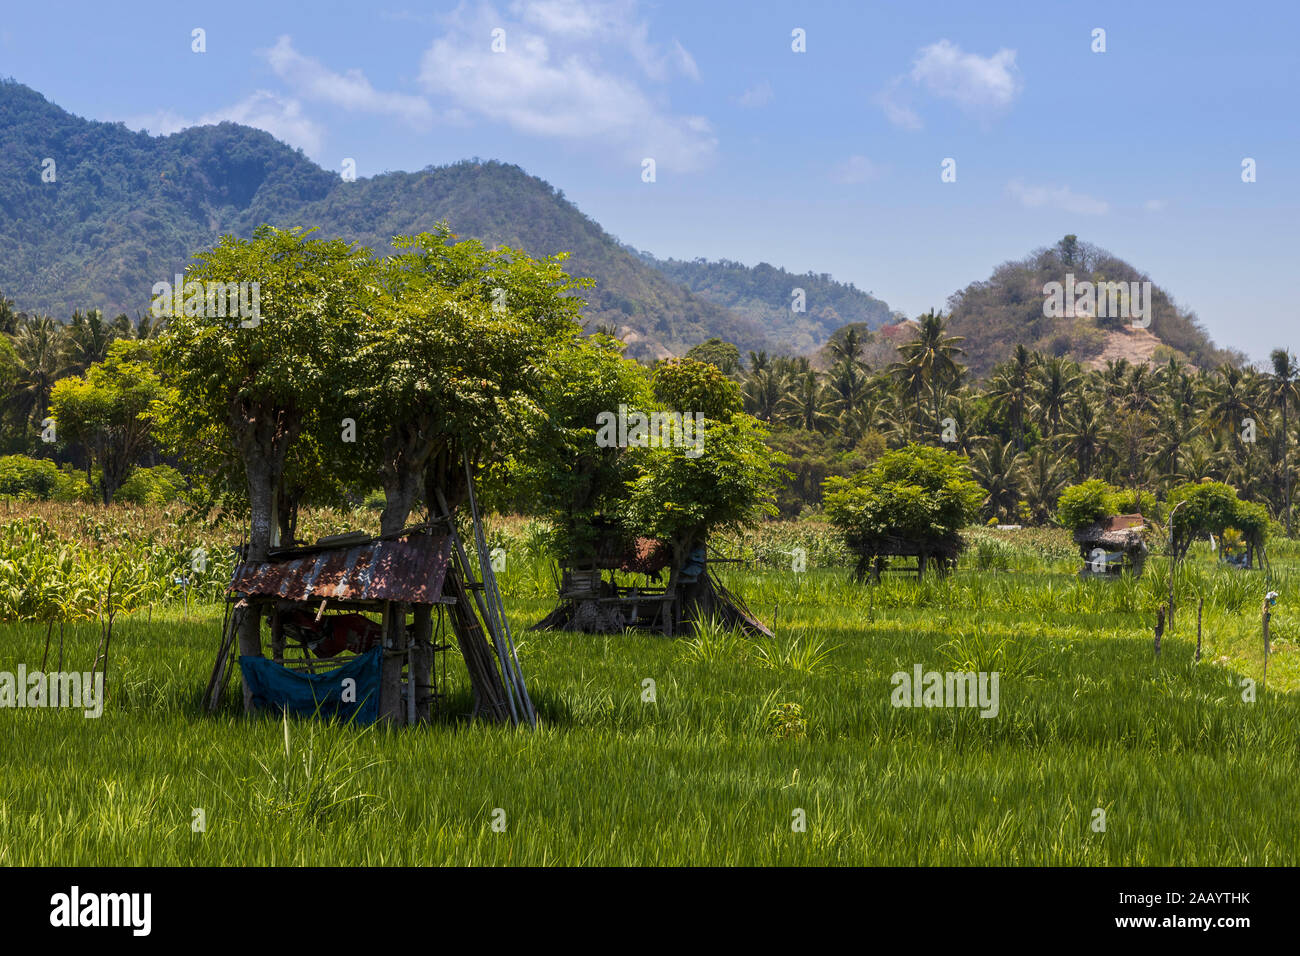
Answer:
636, 252, 897, 355
0, 79, 774, 360
0, 81, 1234, 372
946, 235, 1239, 377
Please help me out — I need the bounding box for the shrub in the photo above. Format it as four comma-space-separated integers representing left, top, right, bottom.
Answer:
0, 455, 92, 502
822, 444, 984, 557
116, 465, 188, 506
1055, 480, 1118, 531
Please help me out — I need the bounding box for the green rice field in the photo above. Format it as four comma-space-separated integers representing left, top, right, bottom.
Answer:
1, 515, 1298, 865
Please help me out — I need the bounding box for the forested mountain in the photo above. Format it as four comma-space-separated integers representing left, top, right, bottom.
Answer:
0, 79, 771, 360
1, 81, 1233, 372
946, 236, 1240, 378
637, 252, 898, 354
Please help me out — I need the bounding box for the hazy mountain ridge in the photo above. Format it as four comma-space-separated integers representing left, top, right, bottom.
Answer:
635, 251, 899, 355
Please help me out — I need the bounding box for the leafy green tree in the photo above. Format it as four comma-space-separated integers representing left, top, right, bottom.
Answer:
503, 332, 652, 555
623, 415, 784, 578
157, 225, 373, 560
1166, 480, 1265, 559
651, 357, 742, 423
157, 226, 373, 706
353, 226, 591, 534
685, 337, 741, 376
823, 444, 984, 577
1055, 479, 1119, 532
48, 339, 165, 504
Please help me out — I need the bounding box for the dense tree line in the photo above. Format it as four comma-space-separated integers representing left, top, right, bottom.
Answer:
715, 311, 1298, 533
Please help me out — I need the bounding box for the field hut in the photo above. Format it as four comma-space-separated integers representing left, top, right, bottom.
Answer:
532, 521, 770, 637
852, 533, 963, 581
1074, 513, 1148, 577
205, 511, 532, 726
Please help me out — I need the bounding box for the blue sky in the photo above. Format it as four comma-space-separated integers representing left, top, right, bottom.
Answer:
3, 0, 1297, 362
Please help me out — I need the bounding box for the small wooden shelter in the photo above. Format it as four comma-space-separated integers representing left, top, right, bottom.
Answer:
851, 533, 962, 581
533, 526, 771, 637
205, 513, 533, 726
1074, 513, 1148, 577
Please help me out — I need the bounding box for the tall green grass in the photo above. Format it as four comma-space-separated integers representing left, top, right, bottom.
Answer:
2, 528, 1298, 864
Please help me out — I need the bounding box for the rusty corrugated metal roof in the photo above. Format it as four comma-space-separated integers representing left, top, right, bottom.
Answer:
230, 534, 452, 604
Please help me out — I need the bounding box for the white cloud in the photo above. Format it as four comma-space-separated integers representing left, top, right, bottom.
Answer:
875, 79, 922, 130
420, 1, 715, 171
1144, 199, 1168, 212
830, 155, 880, 184
737, 80, 773, 109
510, 0, 698, 81
911, 40, 1021, 113
122, 91, 327, 158
1006, 180, 1109, 216
263, 35, 433, 128
877, 39, 1021, 128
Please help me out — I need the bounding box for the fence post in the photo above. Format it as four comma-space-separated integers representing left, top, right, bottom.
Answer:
1195, 598, 1203, 663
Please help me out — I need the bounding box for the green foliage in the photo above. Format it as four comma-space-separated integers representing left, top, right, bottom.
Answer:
822, 444, 984, 551
48, 339, 167, 504
1168, 481, 1268, 557
623, 414, 785, 553
1055, 480, 1119, 531
154, 224, 376, 548
0, 455, 90, 502
684, 337, 741, 376
1113, 487, 1163, 523
116, 465, 188, 506
499, 332, 652, 554
765, 702, 808, 740
650, 357, 743, 423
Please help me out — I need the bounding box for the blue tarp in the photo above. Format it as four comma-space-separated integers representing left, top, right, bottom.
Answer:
239, 646, 383, 725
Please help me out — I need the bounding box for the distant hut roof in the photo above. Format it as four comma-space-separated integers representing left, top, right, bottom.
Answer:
230, 533, 453, 605
1075, 514, 1148, 552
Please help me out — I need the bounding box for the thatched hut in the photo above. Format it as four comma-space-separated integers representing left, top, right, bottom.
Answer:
1074, 513, 1148, 577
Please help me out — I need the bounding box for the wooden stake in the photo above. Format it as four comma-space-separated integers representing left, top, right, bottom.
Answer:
1153, 605, 1165, 657
1195, 598, 1203, 663
1262, 601, 1271, 695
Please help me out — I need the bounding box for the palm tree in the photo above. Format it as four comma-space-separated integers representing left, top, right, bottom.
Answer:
987, 344, 1035, 450
827, 327, 868, 370
1031, 357, 1081, 439
62, 308, 117, 374
1023, 445, 1069, 524
969, 438, 1026, 522
778, 369, 836, 433
825, 357, 870, 445
10, 316, 65, 431
1203, 363, 1258, 442
891, 309, 965, 439
1060, 391, 1103, 480
742, 365, 785, 423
